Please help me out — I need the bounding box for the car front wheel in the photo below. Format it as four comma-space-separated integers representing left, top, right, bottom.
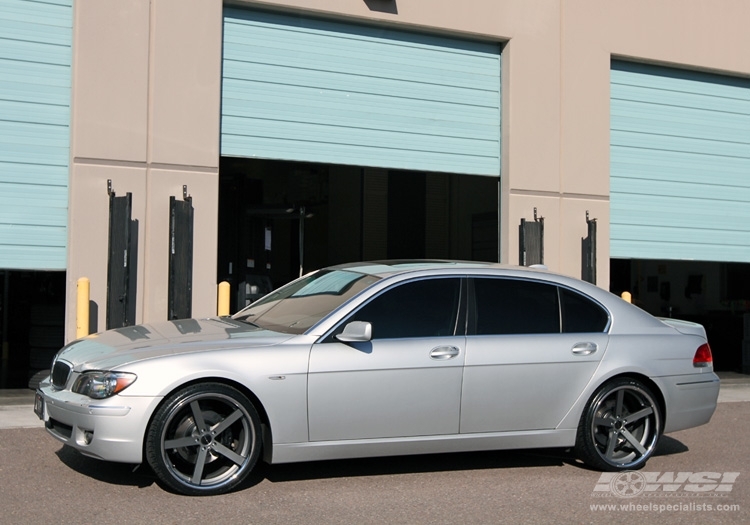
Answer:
575, 377, 661, 471
145, 383, 262, 495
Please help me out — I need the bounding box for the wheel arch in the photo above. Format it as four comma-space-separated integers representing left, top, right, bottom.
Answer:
608, 372, 667, 432
591, 372, 667, 431
141, 376, 274, 464
562, 370, 669, 433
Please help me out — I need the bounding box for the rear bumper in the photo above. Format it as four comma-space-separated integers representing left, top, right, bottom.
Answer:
655, 372, 720, 433
37, 380, 161, 464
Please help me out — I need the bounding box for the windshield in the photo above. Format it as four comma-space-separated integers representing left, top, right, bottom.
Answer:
232, 269, 381, 334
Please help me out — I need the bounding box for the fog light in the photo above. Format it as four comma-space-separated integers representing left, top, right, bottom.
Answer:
83, 430, 93, 444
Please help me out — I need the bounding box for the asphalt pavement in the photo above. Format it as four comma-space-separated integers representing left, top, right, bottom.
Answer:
2, 391, 748, 524
1, 371, 749, 430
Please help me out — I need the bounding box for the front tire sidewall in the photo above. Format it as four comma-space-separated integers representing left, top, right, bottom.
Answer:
146, 383, 262, 496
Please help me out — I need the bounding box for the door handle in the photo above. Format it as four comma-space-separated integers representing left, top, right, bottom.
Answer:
571, 342, 597, 356
430, 346, 460, 360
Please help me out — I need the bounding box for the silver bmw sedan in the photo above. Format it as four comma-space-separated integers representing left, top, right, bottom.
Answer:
35, 260, 719, 495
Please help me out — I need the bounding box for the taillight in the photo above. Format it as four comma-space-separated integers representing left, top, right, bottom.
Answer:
693, 343, 713, 368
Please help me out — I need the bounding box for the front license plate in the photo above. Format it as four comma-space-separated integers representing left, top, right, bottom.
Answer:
34, 392, 44, 420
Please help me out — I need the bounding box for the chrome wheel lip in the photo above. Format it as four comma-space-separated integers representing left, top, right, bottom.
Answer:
589, 384, 660, 469
159, 391, 257, 490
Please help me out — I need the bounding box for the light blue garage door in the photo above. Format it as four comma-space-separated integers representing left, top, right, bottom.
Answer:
0, 0, 71, 270
610, 60, 750, 262
221, 8, 501, 176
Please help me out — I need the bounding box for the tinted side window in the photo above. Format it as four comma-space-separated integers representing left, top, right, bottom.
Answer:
560, 288, 609, 333
347, 278, 461, 339
473, 278, 559, 335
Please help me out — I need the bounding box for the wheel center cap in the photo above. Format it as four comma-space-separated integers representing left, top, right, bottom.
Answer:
614, 420, 624, 430
200, 434, 213, 446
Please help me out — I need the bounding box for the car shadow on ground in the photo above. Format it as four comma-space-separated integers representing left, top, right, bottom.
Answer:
253, 435, 689, 486
55, 445, 156, 489
653, 435, 690, 457
256, 447, 572, 486
53, 435, 690, 494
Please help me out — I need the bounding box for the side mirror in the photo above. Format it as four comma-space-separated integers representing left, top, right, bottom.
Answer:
335, 321, 372, 342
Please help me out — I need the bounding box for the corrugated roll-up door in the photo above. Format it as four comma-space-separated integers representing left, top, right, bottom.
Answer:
610, 60, 750, 262
0, 0, 71, 270
222, 8, 501, 176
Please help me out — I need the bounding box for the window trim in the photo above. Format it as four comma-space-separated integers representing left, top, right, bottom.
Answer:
467, 276, 611, 336
319, 275, 467, 343
558, 285, 612, 334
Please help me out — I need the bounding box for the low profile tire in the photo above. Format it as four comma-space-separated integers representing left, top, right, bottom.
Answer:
575, 377, 661, 471
145, 383, 262, 496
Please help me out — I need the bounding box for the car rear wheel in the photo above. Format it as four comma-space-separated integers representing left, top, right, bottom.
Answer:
575, 377, 661, 471
145, 383, 262, 495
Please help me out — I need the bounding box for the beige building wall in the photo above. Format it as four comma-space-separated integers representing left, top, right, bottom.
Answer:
65, 0, 750, 341
66, 0, 222, 340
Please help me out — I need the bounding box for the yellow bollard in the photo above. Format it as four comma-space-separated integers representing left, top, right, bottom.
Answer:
621, 291, 632, 304
76, 277, 90, 339
218, 281, 230, 317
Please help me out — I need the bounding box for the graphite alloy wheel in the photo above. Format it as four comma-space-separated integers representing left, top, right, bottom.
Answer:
575, 377, 661, 471
145, 383, 262, 495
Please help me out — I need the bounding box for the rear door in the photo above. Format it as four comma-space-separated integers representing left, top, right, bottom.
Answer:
308, 277, 465, 441
460, 277, 609, 433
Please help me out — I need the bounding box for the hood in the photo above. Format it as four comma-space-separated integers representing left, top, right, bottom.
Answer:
55, 317, 294, 370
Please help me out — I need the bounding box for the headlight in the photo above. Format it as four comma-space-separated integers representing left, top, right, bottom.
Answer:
72, 372, 137, 399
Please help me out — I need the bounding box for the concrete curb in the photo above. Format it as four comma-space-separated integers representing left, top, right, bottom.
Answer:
0, 405, 44, 429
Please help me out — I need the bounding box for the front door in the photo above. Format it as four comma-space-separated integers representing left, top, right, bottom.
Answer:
308, 277, 465, 441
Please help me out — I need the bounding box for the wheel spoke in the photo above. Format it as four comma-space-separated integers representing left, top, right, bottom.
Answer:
213, 442, 247, 466
211, 408, 244, 436
615, 389, 624, 418
626, 406, 654, 424
190, 400, 207, 432
165, 436, 198, 449
191, 446, 209, 484
604, 429, 618, 458
594, 416, 611, 427
621, 428, 647, 457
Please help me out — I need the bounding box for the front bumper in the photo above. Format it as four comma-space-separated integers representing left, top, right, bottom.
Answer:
36, 380, 162, 464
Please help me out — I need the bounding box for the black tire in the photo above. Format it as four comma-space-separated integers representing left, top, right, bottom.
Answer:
575, 377, 661, 471
145, 383, 262, 496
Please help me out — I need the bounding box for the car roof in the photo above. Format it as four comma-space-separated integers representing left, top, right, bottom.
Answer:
305, 259, 670, 337
325, 259, 544, 278
322, 259, 606, 308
